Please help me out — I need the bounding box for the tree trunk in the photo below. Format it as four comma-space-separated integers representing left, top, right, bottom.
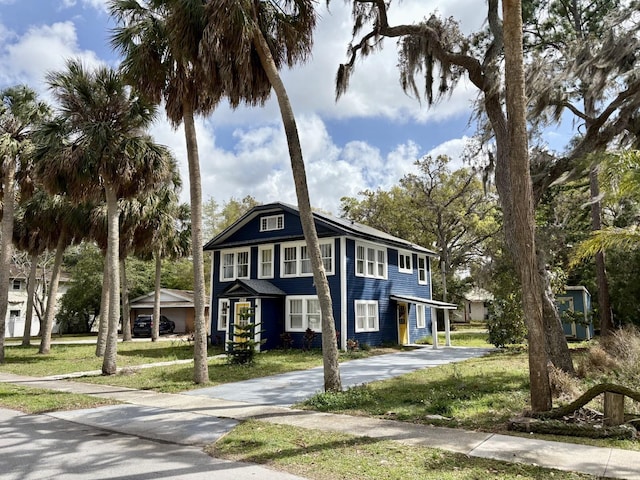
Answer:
21, 255, 38, 346
589, 165, 613, 337
183, 103, 209, 384
152, 251, 162, 342
538, 251, 575, 374
102, 185, 121, 375
0, 156, 16, 364
95, 245, 110, 357
38, 235, 65, 354
120, 258, 132, 341
253, 29, 342, 392
502, 0, 552, 412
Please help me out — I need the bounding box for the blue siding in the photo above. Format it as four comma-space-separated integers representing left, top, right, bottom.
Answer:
344, 240, 434, 346
557, 287, 593, 340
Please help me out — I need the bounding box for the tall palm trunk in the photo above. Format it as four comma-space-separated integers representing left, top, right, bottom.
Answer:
38, 235, 66, 354
253, 29, 342, 392
152, 251, 162, 342
0, 156, 16, 364
502, 0, 551, 412
590, 166, 613, 337
102, 185, 121, 375
96, 245, 110, 357
183, 104, 209, 384
120, 258, 132, 341
21, 254, 38, 346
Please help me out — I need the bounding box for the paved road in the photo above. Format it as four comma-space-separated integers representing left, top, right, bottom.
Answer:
0, 407, 305, 480
187, 346, 493, 406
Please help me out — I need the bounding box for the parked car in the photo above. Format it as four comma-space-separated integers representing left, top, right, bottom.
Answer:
132, 315, 175, 337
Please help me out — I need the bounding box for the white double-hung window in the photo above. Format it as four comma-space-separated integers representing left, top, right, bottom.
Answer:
417, 256, 429, 285
398, 251, 413, 273
355, 242, 386, 279
281, 240, 334, 277
355, 300, 379, 332
220, 248, 250, 281
286, 296, 321, 331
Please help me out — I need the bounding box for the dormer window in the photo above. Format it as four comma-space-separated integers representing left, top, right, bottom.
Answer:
260, 214, 284, 232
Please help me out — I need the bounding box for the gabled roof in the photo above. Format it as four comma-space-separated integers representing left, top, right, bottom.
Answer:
220, 279, 286, 298
130, 288, 209, 307
204, 202, 437, 256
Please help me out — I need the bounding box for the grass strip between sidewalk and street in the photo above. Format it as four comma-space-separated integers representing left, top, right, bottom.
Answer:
0, 383, 119, 414
209, 419, 594, 480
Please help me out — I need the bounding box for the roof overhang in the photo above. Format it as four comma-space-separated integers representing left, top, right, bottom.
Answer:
390, 294, 457, 310
219, 279, 286, 299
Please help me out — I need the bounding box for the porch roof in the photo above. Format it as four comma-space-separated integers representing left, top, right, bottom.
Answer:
220, 279, 286, 299
390, 294, 457, 310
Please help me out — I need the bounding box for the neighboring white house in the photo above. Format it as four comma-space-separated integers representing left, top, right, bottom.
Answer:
5, 265, 70, 338
462, 287, 494, 322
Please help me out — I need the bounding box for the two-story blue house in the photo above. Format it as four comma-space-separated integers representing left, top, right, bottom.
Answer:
204, 202, 456, 351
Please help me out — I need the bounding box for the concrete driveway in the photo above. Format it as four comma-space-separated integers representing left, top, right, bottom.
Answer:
186, 346, 493, 406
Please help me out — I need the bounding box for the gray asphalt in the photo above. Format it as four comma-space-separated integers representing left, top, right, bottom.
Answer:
186, 346, 493, 406
0, 407, 306, 480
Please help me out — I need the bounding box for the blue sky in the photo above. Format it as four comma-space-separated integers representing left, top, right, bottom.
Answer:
0, 0, 546, 214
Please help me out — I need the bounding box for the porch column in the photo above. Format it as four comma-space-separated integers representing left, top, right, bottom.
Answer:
431, 307, 439, 349
444, 309, 451, 347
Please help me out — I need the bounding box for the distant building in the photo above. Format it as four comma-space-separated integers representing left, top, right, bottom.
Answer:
4, 265, 69, 338
129, 289, 210, 334
557, 286, 593, 341
462, 287, 494, 323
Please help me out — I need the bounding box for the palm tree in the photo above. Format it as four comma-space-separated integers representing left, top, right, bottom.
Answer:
0, 86, 49, 363
33, 60, 173, 373
110, 0, 225, 383
201, 0, 342, 391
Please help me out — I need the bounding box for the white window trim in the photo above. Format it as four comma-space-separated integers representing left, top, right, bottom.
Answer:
417, 255, 428, 285
219, 248, 251, 282
258, 244, 274, 279
285, 295, 321, 332
280, 239, 334, 278
355, 300, 380, 333
12, 279, 21, 290
416, 304, 426, 329
217, 299, 230, 331
398, 250, 413, 273
260, 214, 284, 232
355, 242, 387, 279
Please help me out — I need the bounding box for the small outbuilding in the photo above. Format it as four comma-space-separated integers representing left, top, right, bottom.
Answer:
556, 286, 593, 340
129, 289, 209, 334
462, 287, 494, 323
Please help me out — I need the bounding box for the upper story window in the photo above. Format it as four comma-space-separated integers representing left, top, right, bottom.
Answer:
258, 245, 274, 279
220, 248, 250, 281
398, 251, 412, 273
355, 242, 387, 279
417, 256, 429, 285
281, 240, 334, 277
12, 279, 22, 290
260, 214, 284, 232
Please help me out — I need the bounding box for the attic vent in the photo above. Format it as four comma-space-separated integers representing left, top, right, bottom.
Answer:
260, 214, 284, 232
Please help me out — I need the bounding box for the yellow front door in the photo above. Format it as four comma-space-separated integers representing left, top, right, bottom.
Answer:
398, 303, 409, 345
234, 302, 251, 343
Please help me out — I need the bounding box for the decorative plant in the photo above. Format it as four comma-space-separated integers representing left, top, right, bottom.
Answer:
303, 328, 317, 351
226, 307, 264, 365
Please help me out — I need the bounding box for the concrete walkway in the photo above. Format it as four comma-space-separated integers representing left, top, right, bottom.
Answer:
1, 347, 639, 479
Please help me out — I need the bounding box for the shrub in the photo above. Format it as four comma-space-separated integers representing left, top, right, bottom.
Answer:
486, 294, 527, 348
303, 328, 317, 350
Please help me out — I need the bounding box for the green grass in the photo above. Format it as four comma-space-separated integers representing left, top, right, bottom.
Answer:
210, 420, 594, 480
0, 339, 221, 377
80, 348, 390, 393
416, 329, 492, 347
0, 383, 119, 414
300, 348, 640, 451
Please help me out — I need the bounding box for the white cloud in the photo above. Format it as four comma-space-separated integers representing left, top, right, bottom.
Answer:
0, 21, 102, 94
